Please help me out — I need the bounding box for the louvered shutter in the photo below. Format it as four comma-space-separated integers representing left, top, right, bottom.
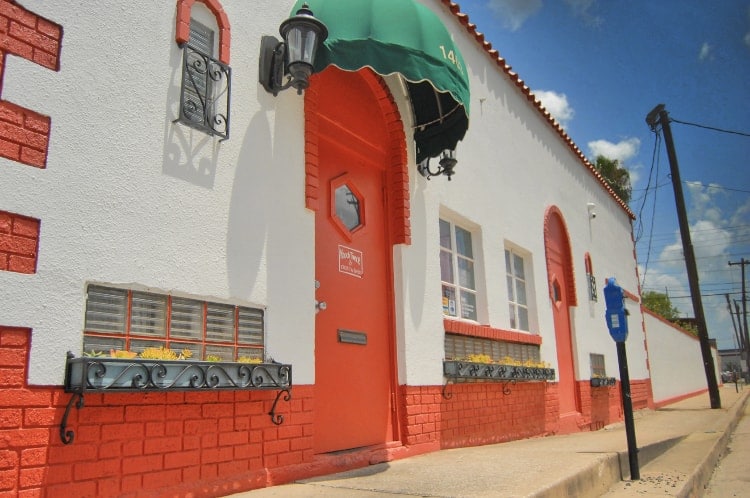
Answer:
182, 20, 214, 124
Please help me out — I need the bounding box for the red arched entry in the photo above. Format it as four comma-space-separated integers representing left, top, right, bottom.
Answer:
305, 67, 406, 453
544, 207, 581, 432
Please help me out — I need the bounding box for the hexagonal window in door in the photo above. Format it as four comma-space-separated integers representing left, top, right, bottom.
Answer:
330, 174, 365, 239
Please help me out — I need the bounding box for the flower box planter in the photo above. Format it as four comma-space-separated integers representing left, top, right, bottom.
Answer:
443, 360, 555, 382
64, 354, 291, 393
590, 376, 616, 388
60, 353, 292, 444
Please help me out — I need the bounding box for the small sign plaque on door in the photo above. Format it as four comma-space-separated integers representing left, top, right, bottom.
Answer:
338, 329, 367, 345
338, 244, 364, 278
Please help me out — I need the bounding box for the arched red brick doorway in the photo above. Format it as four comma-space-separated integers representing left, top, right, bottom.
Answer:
544, 206, 581, 432
305, 67, 409, 453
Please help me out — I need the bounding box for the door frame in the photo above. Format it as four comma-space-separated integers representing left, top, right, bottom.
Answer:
304, 67, 410, 449
543, 206, 581, 419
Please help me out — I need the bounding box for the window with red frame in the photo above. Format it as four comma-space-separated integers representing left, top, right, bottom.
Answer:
82, 285, 263, 361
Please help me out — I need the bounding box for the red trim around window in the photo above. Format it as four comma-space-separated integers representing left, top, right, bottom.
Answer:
443, 318, 542, 346
175, 0, 231, 64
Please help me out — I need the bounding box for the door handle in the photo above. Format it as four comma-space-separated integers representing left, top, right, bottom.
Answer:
315, 300, 327, 313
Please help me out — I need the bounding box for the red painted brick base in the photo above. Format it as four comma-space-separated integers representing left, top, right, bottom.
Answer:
1, 327, 651, 497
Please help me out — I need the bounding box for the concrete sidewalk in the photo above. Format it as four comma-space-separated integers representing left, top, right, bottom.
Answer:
227, 385, 749, 497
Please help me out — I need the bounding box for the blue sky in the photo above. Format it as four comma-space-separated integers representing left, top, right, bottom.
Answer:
455, 0, 750, 350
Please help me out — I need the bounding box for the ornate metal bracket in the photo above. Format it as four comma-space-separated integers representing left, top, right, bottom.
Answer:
269, 388, 291, 425
60, 391, 84, 445
441, 381, 453, 400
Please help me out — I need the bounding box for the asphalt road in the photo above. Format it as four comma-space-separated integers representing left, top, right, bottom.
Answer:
704, 388, 750, 496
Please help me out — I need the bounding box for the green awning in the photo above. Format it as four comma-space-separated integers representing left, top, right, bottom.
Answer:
291, 0, 470, 162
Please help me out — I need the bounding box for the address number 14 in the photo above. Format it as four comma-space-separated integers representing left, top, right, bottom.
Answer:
439, 45, 464, 74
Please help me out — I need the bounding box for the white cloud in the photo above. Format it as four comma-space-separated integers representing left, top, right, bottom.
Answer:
564, 0, 603, 27
745, 32, 750, 47
587, 137, 641, 186
534, 90, 574, 127
699, 42, 713, 61
486, 0, 542, 31
587, 138, 640, 163
685, 182, 726, 224
639, 182, 743, 348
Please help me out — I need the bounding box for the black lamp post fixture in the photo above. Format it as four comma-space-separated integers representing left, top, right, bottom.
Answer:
259, 4, 328, 96
417, 149, 458, 181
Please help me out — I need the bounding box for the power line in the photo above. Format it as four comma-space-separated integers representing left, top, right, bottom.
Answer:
652, 291, 743, 299
671, 117, 750, 138
684, 181, 750, 195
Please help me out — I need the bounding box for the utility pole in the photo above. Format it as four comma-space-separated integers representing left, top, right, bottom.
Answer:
728, 258, 749, 380
646, 104, 721, 409
725, 294, 743, 352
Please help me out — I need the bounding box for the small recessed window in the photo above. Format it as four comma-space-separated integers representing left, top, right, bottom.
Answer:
441, 219, 478, 321
335, 184, 362, 231
177, 19, 231, 140
506, 248, 530, 330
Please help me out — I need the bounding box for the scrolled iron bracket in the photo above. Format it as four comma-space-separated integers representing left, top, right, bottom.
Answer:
441, 379, 454, 400
502, 379, 517, 395
60, 392, 84, 445
269, 388, 291, 425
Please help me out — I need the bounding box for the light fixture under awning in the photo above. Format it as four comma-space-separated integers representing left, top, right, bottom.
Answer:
290, 0, 470, 163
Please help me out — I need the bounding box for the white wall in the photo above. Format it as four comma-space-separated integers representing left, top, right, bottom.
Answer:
645, 310, 720, 403
4, 0, 650, 391
2, 0, 317, 385
397, 1, 646, 386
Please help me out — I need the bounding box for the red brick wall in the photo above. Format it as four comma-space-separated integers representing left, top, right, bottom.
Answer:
630, 378, 653, 410
0, 0, 61, 169
579, 381, 622, 431
401, 382, 552, 451
0, 327, 314, 497
0, 210, 40, 273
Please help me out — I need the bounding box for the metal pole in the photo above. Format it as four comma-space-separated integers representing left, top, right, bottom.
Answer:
646, 104, 721, 409
729, 258, 750, 380
725, 293, 742, 352
617, 341, 640, 480
736, 301, 747, 377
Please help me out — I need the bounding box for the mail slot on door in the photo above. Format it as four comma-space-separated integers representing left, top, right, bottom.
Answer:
338, 329, 367, 345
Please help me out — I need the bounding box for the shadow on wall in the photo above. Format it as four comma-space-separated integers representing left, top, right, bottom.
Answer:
407, 180, 429, 328
161, 51, 219, 189
225, 111, 272, 297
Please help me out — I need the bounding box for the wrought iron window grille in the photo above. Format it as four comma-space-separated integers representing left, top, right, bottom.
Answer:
588, 273, 598, 302
442, 360, 555, 398
60, 352, 291, 444
175, 43, 231, 140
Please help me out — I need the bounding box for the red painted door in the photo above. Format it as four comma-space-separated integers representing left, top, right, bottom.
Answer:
546, 212, 579, 418
312, 70, 395, 454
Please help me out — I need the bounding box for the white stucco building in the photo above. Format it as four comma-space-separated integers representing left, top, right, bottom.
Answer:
0, 1, 715, 495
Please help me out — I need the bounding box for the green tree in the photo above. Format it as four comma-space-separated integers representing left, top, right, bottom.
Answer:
641, 290, 680, 319
594, 155, 632, 204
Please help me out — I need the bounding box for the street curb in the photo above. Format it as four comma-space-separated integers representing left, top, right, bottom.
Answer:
533, 452, 621, 498
534, 436, 685, 498
674, 389, 750, 497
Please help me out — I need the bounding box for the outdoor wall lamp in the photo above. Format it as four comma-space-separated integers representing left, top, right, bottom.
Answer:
259, 4, 328, 96
417, 149, 458, 181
